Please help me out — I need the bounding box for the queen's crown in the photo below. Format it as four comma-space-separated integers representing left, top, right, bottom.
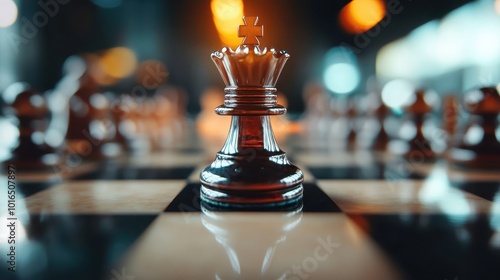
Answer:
211, 16, 289, 88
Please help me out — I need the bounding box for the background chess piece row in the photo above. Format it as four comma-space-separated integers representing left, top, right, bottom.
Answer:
300, 82, 500, 170
1, 55, 188, 171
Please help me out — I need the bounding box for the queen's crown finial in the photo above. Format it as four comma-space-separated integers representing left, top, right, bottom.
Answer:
238, 16, 263, 45
211, 16, 290, 88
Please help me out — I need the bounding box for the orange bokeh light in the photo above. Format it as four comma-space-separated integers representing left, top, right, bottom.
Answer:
211, 0, 244, 48
100, 47, 137, 79
339, 0, 386, 34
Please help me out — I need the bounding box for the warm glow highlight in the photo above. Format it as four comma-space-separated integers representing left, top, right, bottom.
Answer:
496, 0, 500, 15
0, 0, 18, 28
211, 0, 244, 48
100, 47, 137, 79
339, 0, 386, 34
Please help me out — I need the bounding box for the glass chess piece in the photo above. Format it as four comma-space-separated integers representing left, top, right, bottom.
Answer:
200, 16, 304, 208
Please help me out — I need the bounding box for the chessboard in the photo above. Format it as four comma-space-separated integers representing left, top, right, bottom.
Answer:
1, 125, 499, 280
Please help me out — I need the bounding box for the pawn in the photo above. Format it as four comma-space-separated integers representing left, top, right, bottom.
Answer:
447, 87, 500, 169
390, 89, 438, 161
1, 83, 61, 169
357, 92, 390, 151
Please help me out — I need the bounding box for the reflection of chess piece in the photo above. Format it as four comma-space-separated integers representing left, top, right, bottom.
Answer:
201, 207, 302, 279
390, 89, 438, 161
2, 83, 61, 169
65, 62, 121, 159
447, 87, 500, 169
200, 16, 303, 207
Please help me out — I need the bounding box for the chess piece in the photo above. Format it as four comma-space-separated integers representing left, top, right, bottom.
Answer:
357, 91, 390, 151
390, 89, 437, 161
109, 94, 138, 151
301, 82, 332, 149
346, 98, 359, 149
328, 97, 351, 150
442, 95, 460, 148
447, 87, 500, 169
65, 59, 121, 160
200, 16, 303, 207
1, 83, 61, 169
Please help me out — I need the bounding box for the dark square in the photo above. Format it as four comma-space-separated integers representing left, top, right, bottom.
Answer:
308, 164, 426, 180
16, 181, 56, 198
0, 214, 157, 280
451, 181, 500, 202
74, 165, 194, 180
348, 213, 500, 280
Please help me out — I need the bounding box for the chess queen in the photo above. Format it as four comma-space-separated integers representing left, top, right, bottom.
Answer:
200, 16, 304, 208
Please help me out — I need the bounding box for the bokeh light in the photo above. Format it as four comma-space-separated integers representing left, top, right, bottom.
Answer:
496, 0, 500, 15
339, 0, 386, 34
100, 47, 137, 79
324, 63, 360, 94
0, 0, 18, 28
381, 79, 416, 110
323, 46, 360, 95
211, 0, 244, 48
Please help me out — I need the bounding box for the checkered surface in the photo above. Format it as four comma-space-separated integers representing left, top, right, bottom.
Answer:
1, 130, 500, 280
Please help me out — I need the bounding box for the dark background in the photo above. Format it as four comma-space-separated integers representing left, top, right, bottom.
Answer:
4, 0, 473, 114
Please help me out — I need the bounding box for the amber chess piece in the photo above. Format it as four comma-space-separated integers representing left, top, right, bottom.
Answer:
447, 87, 500, 169
391, 89, 437, 161
2, 83, 61, 169
200, 16, 304, 207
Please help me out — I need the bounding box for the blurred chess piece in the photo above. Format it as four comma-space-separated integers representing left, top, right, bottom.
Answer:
447, 87, 500, 169
346, 98, 360, 149
1, 83, 61, 169
390, 89, 439, 161
301, 82, 332, 144
65, 56, 121, 159
328, 97, 351, 150
357, 91, 390, 151
156, 85, 189, 144
442, 94, 460, 148
109, 94, 139, 151
196, 87, 232, 154
153, 91, 174, 149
